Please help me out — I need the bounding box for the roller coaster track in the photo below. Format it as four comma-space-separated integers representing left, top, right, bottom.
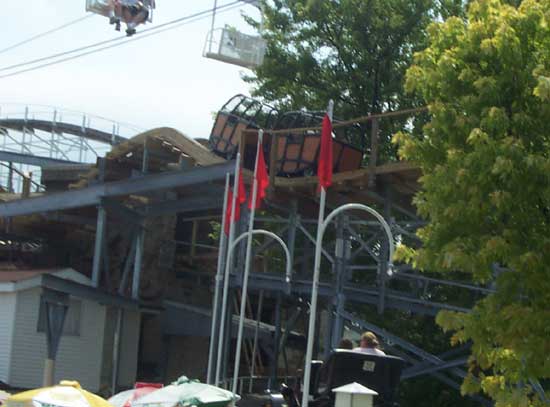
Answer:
0, 118, 126, 145
0, 105, 132, 191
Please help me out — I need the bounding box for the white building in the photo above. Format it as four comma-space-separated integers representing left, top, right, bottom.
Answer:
0, 268, 140, 392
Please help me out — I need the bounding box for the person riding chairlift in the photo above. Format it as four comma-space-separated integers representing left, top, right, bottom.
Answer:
107, 0, 150, 36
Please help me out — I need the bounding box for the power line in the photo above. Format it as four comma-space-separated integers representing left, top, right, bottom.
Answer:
0, 1, 244, 76
0, 14, 94, 56
0, 4, 242, 81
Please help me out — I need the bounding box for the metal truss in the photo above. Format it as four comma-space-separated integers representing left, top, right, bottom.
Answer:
0, 105, 133, 192
0, 119, 502, 404
172, 196, 497, 401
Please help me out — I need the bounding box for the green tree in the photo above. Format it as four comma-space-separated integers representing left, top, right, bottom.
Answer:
244, 0, 464, 159
395, 0, 550, 405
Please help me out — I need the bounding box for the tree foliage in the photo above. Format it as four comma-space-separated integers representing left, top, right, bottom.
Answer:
246, 0, 435, 114
394, 0, 550, 405
244, 0, 465, 158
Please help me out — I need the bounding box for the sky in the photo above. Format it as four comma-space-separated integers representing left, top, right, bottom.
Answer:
0, 1, 260, 139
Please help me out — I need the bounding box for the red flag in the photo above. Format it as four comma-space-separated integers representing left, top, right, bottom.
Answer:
248, 144, 270, 210
317, 114, 333, 190
224, 172, 247, 235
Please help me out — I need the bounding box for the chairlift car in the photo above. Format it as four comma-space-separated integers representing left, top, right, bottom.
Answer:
203, 25, 267, 69
270, 350, 406, 407
86, 0, 155, 36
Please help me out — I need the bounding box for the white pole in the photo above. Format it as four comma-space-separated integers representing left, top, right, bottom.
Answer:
232, 130, 263, 393
208, 0, 218, 53
207, 173, 231, 384
301, 100, 333, 407
215, 153, 242, 386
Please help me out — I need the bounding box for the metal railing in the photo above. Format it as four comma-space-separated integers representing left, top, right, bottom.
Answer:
0, 104, 140, 193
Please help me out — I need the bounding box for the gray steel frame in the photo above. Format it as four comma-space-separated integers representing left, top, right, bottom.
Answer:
175, 196, 496, 401
1, 150, 497, 402
0, 161, 234, 217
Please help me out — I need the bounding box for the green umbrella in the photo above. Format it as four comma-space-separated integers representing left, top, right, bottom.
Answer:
131, 377, 240, 407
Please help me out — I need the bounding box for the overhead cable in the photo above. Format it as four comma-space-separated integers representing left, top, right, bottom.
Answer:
0, 14, 94, 55
0, 1, 244, 77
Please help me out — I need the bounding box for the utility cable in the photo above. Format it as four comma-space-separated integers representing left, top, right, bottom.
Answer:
0, 3, 243, 80
0, 14, 94, 55
0, 1, 243, 75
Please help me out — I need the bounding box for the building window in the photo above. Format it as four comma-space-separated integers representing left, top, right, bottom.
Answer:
37, 299, 81, 336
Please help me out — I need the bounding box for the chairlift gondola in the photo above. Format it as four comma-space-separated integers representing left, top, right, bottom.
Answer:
203, 26, 267, 69
203, 1, 266, 69
86, 0, 155, 36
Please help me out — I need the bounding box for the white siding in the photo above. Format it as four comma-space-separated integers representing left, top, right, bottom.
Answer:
0, 293, 16, 383
10, 288, 106, 391
118, 310, 141, 388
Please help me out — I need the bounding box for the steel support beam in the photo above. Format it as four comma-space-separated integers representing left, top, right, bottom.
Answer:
0, 161, 234, 217
140, 194, 224, 217
91, 206, 106, 287
331, 215, 349, 348
377, 197, 390, 314
119, 234, 138, 296
0, 150, 80, 166
40, 274, 138, 309
102, 198, 143, 227
402, 357, 469, 379
132, 228, 145, 300
287, 201, 298, 272
268, 293, 282, 390
233, 273, 470, 316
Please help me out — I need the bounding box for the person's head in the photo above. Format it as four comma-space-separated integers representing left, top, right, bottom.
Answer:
360, 331, 380, 349
338, 338, 353, 350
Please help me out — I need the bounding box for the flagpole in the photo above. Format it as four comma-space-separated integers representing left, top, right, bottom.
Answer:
302, 100, 333, 407
215, 153, 242, 386
231, 130, 263, 394
207, 173, 230, 385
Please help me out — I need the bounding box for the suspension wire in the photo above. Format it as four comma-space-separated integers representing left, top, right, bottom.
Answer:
0, 14, 94, 56
0, 1, 244, 75
208, 0, 219, 54
0, 3, 243, 81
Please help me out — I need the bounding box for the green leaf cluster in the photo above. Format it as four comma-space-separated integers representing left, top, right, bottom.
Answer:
395, 1, 550, 404
244, 0, 460, 159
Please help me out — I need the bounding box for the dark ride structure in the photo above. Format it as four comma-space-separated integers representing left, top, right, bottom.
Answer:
0, 97, 500, 406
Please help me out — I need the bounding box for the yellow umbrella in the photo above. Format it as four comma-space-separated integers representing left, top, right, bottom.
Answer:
6, 381, 113, 407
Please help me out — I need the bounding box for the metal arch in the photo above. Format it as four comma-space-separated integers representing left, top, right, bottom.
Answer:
226, 228, 292, 392
321, 203, 395, 272
228, 229, 292, 284
302, 202, 395, 407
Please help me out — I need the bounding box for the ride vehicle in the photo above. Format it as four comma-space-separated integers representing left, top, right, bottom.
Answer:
86, 0, 155, 36
209, 95, 364, 177
270, 350, 406, 407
